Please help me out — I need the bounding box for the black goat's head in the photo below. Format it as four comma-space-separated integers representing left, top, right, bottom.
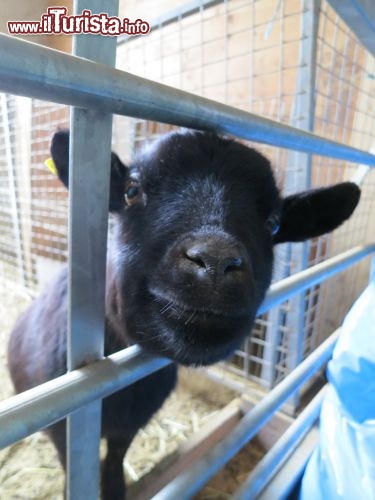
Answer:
51, 130, 360, 365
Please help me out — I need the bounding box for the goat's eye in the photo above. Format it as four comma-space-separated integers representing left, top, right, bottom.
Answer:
266, 214, 280, 236
124, 180, 144, 207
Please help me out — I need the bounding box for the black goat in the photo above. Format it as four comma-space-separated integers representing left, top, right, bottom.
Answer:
8, 130, 360, 499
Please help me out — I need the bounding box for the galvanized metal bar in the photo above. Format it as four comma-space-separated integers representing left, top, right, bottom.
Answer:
232, 387, 326, 500
152, 331, 339, 500
257, 428, 319, 500
1, 35, 375, 166
0, 346, 170, 450
326, 0, 375, 58
262, 0, 321, 390
68, 0, 118, 369
285, 0, 321, 404
258, 243, 375, 315
66, 1, 118, 498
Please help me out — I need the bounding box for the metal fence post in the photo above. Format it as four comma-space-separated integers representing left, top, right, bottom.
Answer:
262, 0, 321, 402
67, 1, 118, 499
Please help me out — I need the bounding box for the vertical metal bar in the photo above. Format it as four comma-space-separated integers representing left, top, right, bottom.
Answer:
67, 1, 118, 499
261, 0, 291, 389
1, 93, 25, 287
304, 4, 340, 352
285, 0, 321, 409
262, 1, 321, 401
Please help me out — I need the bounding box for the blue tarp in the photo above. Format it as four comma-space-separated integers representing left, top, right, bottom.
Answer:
300, 281, 375, 500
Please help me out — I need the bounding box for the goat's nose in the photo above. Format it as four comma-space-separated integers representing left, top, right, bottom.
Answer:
183, 241, 245, 277
185, 244, 243, 274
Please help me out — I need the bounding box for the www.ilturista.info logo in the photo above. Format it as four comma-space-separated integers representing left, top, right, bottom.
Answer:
8, 7, 150, 36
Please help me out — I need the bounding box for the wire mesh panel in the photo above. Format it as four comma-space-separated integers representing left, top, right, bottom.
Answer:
0, 96, 68, 294
114, 0, 375, 388
130, 0, 375, 388
308, 0, 375, 350
114, 0, 301, 169
0, 95, 23, 288
29, 101, 69, 289
1, 0, 375, 392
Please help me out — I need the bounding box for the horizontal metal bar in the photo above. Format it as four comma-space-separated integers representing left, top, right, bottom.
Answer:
0, 244, 373, 451
232, 387, 326, 500
1, 34, 375, 165
0, 345, 170, 450
152, 331, 339, 500
258, 243, 375, 315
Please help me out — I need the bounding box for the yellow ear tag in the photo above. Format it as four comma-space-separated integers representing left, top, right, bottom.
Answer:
44, 157, 57, 175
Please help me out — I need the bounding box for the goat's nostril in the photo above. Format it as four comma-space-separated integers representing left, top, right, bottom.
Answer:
184, 244, 244, 275
185, 246, 208, 269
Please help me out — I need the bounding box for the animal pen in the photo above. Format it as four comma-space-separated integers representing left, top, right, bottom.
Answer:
1, 0, 375, 498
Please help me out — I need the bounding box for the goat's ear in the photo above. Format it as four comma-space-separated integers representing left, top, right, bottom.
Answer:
273, 182, 360, 244
50, 129, 128, 213
50, 130, 69, 189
